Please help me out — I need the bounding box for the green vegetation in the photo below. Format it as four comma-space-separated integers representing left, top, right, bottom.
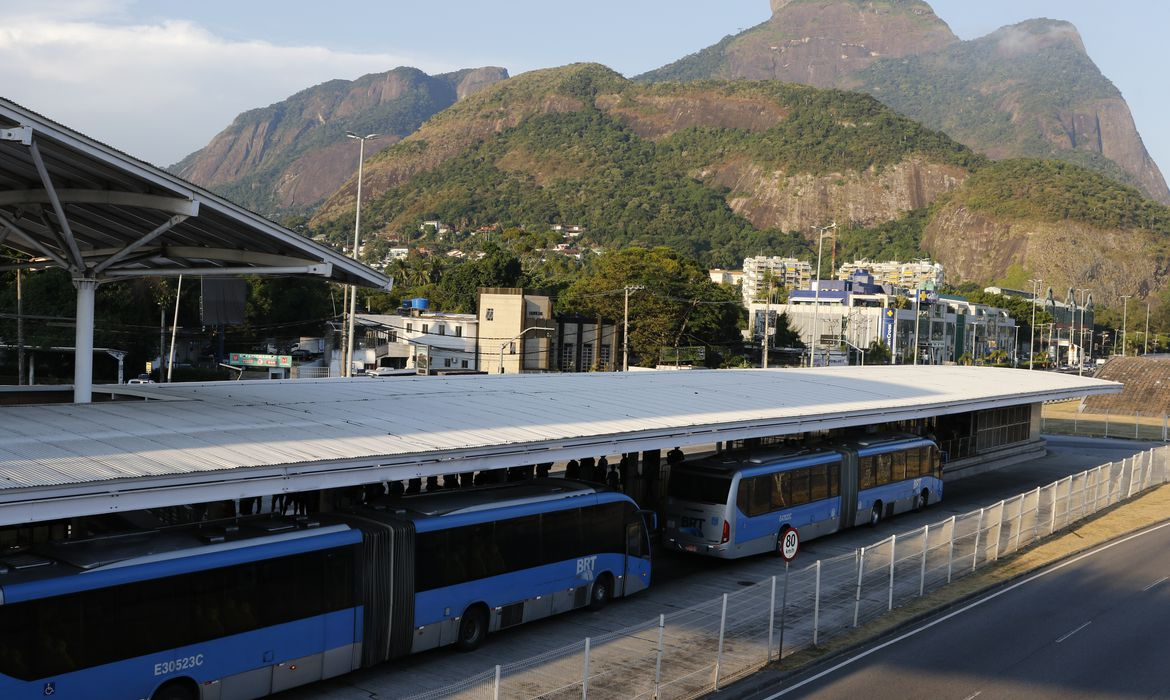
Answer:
313, 69, 985, 268
949, 159, 1170, 232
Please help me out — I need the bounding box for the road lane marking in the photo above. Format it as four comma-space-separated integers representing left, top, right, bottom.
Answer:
1143, 576, 1167, 591
757, 520, 1170, 699
961, 692, 982, 700
1055, 621, 1091, 643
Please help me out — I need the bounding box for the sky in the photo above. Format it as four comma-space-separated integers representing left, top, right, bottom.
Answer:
0, 0, 1165, 175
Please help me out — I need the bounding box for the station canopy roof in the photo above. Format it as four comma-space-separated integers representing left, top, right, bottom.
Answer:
0, 366, 1119, 526
0, 96, 390, 289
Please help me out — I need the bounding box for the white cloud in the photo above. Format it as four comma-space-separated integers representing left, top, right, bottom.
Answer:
0, 10, 453, 166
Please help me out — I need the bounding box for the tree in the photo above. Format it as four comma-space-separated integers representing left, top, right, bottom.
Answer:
431, 243, 525, 313
560, 247, 744, 367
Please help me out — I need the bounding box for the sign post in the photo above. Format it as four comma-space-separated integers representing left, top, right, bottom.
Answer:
778, 527, 799, 661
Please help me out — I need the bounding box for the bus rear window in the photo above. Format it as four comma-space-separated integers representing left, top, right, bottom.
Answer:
668, 470, 732, 505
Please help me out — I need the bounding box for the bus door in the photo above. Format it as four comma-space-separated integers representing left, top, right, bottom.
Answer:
838, 449, 858, 530
623, 511, 653, 596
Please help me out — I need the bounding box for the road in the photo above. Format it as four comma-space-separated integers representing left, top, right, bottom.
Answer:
283, 435, 1158, 699
740, 518, 1170, 699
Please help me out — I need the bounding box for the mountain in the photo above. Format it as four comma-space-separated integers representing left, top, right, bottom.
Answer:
307, 64, 1169, 304
169, 66, 508, 216
637, 1, 1170, 205
309, 63, 982, 268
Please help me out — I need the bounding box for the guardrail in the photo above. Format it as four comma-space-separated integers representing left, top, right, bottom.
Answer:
1041, 401, 1170, 441
406, 446, 1169, 700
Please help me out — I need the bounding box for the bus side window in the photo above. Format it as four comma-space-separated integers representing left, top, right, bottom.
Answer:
892, 451, 907, 482
770, 472, 788, 510
906, 448, 922, 478
829, 461, 841, 497
789, 468, 811, 506
876, 454, 893, 485
808, 464, 829, 501
859, 456, 875, 490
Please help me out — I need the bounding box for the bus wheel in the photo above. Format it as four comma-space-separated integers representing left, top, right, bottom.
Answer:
916, 490, 929, 511
774, 527, 791, 557
456, 605, 489, 652
589, 573, 613, 610
152, 680, 197, 700
869, 503, 883, 527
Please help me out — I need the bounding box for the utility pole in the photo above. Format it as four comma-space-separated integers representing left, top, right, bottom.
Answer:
810, 222, 836, 367
1027, 278, 1042, 370
622, 285, 643, 372
1145, 302, 1151, 354
16, 268, 24, 385
762, 272, 771, 369
1120, 295, 1131, 356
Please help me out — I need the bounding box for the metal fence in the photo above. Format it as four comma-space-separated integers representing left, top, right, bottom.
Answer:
1041, 402, 1170, 441
406, 447, 1169, 700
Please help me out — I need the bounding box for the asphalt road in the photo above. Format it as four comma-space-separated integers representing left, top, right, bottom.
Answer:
738, 519, 1170, 699
284, 435, 1159, 699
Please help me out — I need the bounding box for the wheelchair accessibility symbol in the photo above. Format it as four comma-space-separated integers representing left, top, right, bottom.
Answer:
43, 682, 56, 696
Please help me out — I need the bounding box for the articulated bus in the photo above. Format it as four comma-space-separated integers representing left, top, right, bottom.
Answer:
0, 480, 652, 700
664, 434, 942, 558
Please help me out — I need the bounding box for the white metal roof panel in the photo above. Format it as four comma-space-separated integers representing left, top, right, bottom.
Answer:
0, 366, 1119, 525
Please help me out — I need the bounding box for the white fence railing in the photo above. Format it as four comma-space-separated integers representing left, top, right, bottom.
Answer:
406, 447, 1169, 700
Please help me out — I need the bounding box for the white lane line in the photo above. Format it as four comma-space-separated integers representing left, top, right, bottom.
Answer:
1143, 576, 1167, 591
1055, 621, 1091, 643
961, 692, 982, 700
756, 519, 1170, 700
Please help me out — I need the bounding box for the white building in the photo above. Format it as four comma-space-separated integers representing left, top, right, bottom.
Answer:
709, 268, 744, 286
837, 259, 944, 290
742, 256, 813, 305
355, 307, 478, 373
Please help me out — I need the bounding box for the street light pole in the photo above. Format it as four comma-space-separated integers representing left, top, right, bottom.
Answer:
1075, 288, 1090, 374
1145, 302, 1151, 354
344, 132, 379, 378
762, 273, 771, 369
1120, 295, 1131, 356
622, 285, 643, 372
1027, 278, 1042, 370
810, 222, 836, 366
499, 326, 553, 374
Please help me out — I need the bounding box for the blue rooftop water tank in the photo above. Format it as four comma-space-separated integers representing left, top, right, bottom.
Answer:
410, 298, 429, 310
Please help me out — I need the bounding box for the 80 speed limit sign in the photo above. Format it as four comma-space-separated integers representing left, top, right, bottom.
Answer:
779, 527, 799, 561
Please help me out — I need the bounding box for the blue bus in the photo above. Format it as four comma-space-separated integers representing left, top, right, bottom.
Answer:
0, 480, 652, 699
663, 434, 942, 558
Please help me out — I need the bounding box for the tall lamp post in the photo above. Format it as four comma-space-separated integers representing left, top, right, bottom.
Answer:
1075, 288, 1090, 375
622, 285, 643, 371
344, 132, 379, 378
809, 222, 836, 366
1027, 278, 1042, 370
1120, 295, 1131, 356
1145, 302, 1151, 354
499, 326, 553, 374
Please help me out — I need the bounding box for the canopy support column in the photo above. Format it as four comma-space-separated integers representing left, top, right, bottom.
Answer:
73, 278, 97, 404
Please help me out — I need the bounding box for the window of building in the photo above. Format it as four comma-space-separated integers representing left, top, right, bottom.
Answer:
486, 308, 494, 321
461, 360, 468, 369
561, 344, 576, 371
599, 344, 611, 368
444, 358, 452, 367
455, 326, 462, 338
437, 325, 445, 336
406, 323, 413, 333
388, 330, 397, 342
581, 343, 594, 369
422, 324, 429, 334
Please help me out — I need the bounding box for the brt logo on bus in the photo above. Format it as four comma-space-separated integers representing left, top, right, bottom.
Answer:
576, 555, 598, 581
680, 516, 705, 535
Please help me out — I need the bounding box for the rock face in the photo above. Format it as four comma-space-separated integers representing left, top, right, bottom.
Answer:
922, 206, 1162, 306
639, 1, 1169, 204
170, 66, 508, 215
709, 157, 968, 232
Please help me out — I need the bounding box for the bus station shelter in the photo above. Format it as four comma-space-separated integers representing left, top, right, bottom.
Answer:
0, 365, 1120, 527
0, 96, 391, 403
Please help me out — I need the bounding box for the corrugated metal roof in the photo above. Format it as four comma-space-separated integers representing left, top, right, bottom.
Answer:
0, 366, 1119, 524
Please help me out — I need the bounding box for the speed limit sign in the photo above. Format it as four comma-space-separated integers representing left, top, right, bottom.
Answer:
780, 527, 799, 561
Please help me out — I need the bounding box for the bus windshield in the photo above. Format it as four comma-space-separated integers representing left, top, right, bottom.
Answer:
668, 470, 732, 504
